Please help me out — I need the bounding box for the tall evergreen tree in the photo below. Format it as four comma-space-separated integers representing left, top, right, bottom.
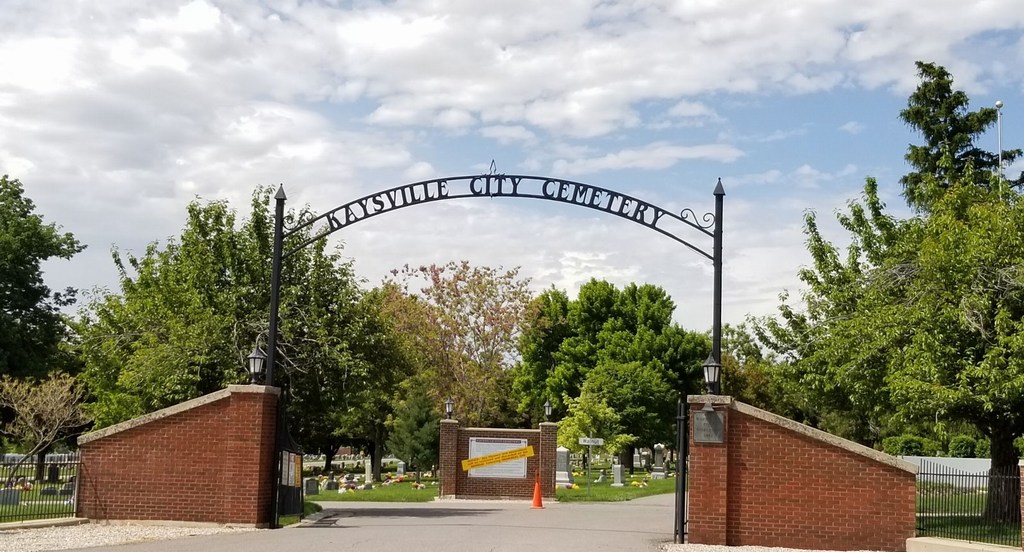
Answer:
900, 61, 1021, 212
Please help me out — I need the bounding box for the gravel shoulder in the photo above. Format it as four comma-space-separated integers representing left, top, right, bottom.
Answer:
0, 523, 259, 552
662, 545, 881, 552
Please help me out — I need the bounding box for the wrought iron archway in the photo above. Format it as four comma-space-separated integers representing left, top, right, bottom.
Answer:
262, 173, 724, 535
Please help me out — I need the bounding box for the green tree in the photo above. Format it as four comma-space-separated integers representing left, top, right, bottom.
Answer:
76, 188, 414, 484
386, 390, 440, 483
900, 61, 1021, 212
512, 288, 572, 421
757, 63, 1024, 522
77, 195, 268, 425
513, 279, 707, 445
556, 391, 634, 458
0, 176, 84, 379
583, 360, 675, 447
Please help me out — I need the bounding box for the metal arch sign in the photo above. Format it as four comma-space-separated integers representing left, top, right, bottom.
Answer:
282, 174, 718, 261
263, 173, 725, 392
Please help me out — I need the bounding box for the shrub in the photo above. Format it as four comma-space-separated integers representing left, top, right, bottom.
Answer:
922, 438, 942, 457
881, 435, 926, 456
947, 435, 976, 458
1015, 437, 1024, 458
974, 438, 990, 458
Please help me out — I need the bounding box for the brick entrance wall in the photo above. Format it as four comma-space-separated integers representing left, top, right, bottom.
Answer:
688, 396, 917, 552
77, 385, 278, 526
439, 420, 556, 499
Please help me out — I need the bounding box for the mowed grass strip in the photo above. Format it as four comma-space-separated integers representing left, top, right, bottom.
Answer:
306, 473, 676, 503
555, 474, 676, 502
308, 481, 440, 503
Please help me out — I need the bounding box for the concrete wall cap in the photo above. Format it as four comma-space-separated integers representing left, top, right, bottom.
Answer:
78, 385, 279, 445
458, 427, 540, 434
730, 400, 918, 474
686, 395, 734, 406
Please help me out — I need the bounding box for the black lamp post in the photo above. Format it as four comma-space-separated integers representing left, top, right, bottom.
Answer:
543, 399, 552, 421
702, 353, 721, 395
247, 347, 266, 384
444, 398, 454, 419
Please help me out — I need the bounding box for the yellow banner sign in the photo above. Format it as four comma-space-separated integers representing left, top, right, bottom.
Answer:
461, 445, 534, 471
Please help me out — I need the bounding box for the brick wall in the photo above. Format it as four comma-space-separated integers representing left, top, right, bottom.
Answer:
1020, 460, 1023, 552
438, 421, 556, 499
687, 396, 917, 552
77, 385, 278, 526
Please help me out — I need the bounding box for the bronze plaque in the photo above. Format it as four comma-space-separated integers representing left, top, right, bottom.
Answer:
693, 410, 724, 443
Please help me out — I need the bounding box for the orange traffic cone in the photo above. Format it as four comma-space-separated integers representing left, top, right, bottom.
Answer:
531, 472, 544, 509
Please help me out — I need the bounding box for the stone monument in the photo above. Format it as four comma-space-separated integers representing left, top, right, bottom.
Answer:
611, 464, 625, 487
651, 443, 666, 479
555, 446, 573, 486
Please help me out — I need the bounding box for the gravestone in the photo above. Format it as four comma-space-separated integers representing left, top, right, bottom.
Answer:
59, 481, 74, 496
0, 489, 20, 505
325, 480, 339, 491
46, 464, 60, 483
651, 443, 666, 479
611, 464, 625, 487
632, 451, 642, 469
641, 450, 651, 470
397, 461, 405, 475
555, 447, 573, 485
40, 487, 58, 496
596, 469, 606, 483
304, 478, 320, 496
363, 459, 373, 489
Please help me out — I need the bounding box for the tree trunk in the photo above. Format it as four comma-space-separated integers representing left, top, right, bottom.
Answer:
371, 427, 384, 483
983, 431, 1021, 523
34, 448, 47, 482
323, 449, 335, 475
624, 445, 635, 475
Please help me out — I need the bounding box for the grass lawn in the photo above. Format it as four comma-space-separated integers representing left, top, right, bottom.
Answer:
306, 473, 676, 504
308, 480, 440, 503
555, 474, 676, 502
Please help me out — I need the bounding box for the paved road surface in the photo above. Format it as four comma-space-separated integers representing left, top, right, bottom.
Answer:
66, 493, 675, 552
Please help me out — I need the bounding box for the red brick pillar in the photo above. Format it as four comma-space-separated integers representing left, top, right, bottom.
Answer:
439, 418, 459, 498
539, 422, 558, 498
1019, 460, 1023, 552
224, 386, 278, 525
687, 396, 732, 545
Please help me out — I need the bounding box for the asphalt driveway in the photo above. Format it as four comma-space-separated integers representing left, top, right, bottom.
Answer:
67, 493, 675, 552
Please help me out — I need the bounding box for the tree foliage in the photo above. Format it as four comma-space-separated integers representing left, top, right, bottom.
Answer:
756, 62, 1024, 521
900, 61, 1021, 212
76, 188, 414, 481
385, 391, 440, 482
0, 176, 84, 379
0, 373, 90, 484
556, 391, 634, 456
387, 261, 532, 427
513, 279, 707, 458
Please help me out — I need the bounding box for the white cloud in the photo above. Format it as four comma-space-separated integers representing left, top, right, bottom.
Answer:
552, 142, 744, 175
839, 121, 866, 134
480, 125, 537, 145
3, 0, 1024, 332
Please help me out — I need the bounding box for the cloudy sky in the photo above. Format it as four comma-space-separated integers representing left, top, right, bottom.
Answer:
5, 0, 1024, 331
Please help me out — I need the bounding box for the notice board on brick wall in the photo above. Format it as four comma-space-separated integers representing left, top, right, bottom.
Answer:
468, 437, 528, 478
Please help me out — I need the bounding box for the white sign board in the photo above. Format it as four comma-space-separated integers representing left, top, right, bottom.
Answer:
468, 437, 528, 478
579, 437, 604, 446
